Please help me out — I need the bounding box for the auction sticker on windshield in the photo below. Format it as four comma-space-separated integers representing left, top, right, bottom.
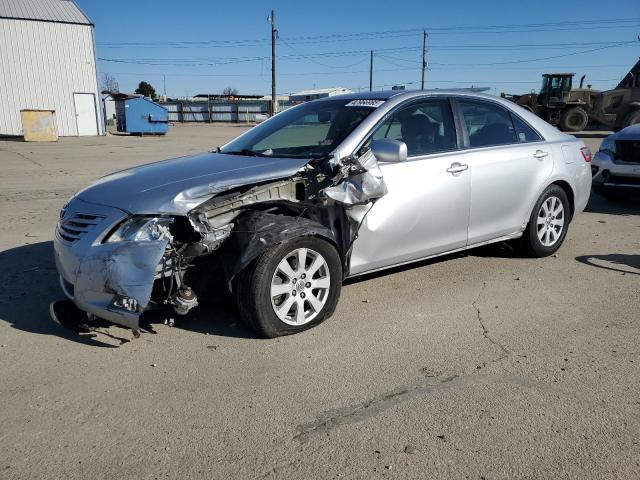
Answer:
345, 99, 385, 108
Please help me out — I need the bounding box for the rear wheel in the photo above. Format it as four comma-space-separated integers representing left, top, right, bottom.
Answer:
559, 107, 589, 132
519, 185, 570, 257
235, 236, 342, 338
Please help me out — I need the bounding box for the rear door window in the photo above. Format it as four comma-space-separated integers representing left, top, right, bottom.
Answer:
458, 100, 517, 147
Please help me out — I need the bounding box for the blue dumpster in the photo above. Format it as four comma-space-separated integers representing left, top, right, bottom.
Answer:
115, 96, 168, 135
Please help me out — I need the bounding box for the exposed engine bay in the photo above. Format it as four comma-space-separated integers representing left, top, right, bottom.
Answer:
53, 147, 387, 335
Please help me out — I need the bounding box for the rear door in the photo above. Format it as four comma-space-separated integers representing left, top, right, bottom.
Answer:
349, 98, 471, 275
453, 98, 554, 245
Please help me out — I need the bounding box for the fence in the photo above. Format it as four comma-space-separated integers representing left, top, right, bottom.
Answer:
158, 99, 295, 123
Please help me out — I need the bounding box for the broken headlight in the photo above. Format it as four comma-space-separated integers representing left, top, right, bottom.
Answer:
105, 216, 173, 243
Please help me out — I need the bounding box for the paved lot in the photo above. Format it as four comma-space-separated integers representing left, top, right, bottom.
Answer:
0, 125, 639, 479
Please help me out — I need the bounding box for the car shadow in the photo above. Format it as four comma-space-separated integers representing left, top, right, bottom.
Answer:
576, 254, 640, 276
585, 190, 640, 215
0, 241, 256, 348
139, 301, 259, 340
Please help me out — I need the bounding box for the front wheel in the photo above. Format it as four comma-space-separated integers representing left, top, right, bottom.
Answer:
519, 185, 570, 257
235, 236, 342, 338
559, 107, 589, 132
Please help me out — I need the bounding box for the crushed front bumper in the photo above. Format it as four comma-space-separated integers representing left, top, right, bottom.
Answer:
53, 197, 169, 329
592, 151, 640, 188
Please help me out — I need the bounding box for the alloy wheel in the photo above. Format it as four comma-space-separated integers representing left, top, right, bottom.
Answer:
270, 248, 331, 326
536, 196, 565, 247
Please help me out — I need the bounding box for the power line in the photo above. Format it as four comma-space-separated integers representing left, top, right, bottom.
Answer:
97, 38, 638, 68
280, 38, 369, 69
430, 40, 638, 66
99, 23, 640, 49
97, 17, 640, 47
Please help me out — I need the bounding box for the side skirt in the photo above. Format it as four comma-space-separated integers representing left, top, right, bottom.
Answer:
345, 231, 524, 280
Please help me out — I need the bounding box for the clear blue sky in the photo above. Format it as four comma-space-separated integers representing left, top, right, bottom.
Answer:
77, 0, 640, 98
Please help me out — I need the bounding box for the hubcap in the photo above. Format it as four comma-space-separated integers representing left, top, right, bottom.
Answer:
270, 248, 331, 326
536, 196, 565, 247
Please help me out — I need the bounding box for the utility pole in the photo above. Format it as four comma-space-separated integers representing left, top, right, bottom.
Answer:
269, 10, 277, 114
421, 30, 428, 90
163, 74, 166, 99
369, 50, 374, 92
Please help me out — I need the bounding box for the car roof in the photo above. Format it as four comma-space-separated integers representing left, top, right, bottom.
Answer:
324, 88, 499, 103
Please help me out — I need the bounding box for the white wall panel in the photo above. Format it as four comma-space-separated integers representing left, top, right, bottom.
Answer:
0, 19, 103, 136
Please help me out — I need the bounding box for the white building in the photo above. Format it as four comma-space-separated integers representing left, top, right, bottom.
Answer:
0, 0, 104, 137
289, 87, 353, 103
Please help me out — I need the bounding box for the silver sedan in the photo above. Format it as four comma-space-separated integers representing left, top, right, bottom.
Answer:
52, 90, 592, 337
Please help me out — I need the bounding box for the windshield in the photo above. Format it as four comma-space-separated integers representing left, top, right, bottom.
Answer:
220, 99, 377, 159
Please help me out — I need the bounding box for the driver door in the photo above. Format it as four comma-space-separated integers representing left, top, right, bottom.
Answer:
349, 98, 471, 275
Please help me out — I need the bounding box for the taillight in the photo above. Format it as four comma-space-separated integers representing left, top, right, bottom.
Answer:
580, 146, 592, 163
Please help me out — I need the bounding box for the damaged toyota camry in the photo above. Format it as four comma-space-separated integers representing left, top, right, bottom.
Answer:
51, 90, 592, 338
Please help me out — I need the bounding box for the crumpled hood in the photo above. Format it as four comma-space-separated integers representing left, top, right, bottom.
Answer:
76, 152, 311, 215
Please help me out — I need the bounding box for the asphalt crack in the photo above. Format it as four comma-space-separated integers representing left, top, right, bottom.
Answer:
472, 282, 510, 370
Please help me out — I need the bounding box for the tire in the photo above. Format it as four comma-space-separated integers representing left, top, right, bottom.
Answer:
519, 185, 571, 257
559, 107, 589, 132
623, 109, 640, 128
235, 236, 342, 338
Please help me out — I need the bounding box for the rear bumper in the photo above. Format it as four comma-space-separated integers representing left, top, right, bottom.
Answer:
592, 151, 640, 188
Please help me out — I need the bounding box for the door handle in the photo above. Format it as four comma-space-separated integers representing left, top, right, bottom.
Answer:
533, 150, 549, 159
446, 162, 469, 174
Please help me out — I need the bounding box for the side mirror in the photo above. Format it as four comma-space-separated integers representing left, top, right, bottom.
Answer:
370, 138, 407, 163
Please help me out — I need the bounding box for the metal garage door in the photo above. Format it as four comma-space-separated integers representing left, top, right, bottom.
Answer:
73, 93, 98, 136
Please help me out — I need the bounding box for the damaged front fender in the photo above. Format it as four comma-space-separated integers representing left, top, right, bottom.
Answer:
217, 211, 338, 286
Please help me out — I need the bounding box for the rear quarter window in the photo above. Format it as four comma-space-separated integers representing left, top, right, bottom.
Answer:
512, 114, 543, 143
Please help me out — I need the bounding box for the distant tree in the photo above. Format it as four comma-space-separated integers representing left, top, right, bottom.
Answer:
223, 87, 239, 97
135, 81, 157, 100
101, 73, 119, 93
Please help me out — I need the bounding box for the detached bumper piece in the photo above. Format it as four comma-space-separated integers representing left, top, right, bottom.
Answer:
50, 299, 143, 341
50, 299, 94, 334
